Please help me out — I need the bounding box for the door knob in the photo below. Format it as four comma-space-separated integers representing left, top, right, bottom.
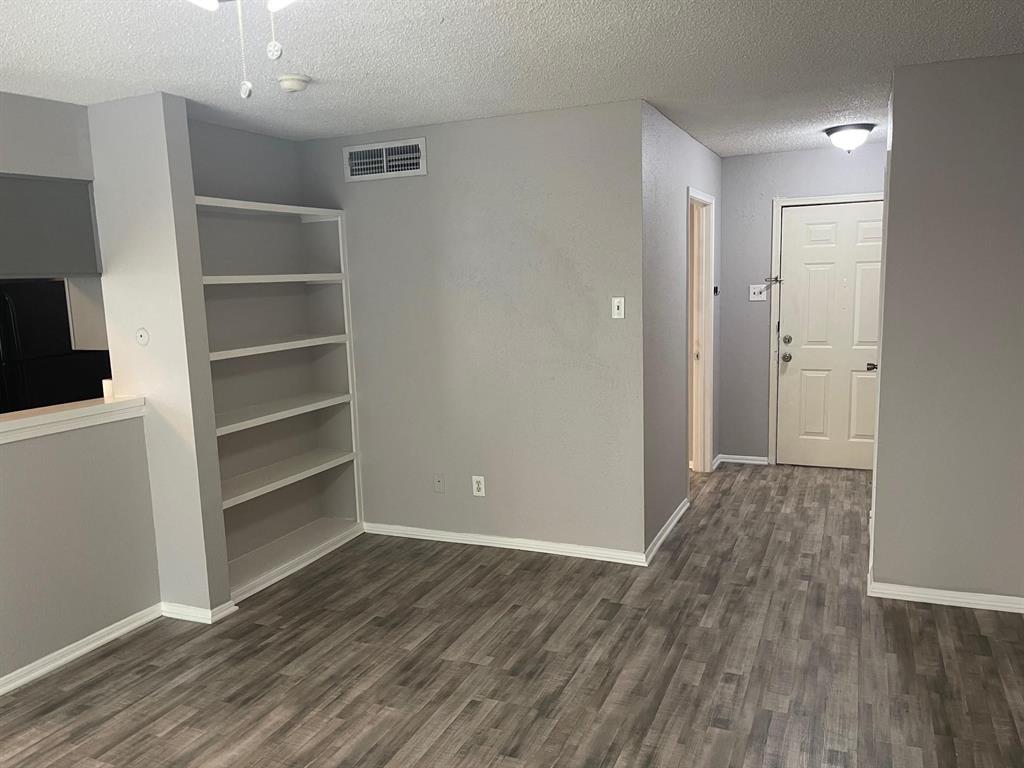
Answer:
866, 362, 878, 372
782, 334, 793, 345
781, 352, 793, 363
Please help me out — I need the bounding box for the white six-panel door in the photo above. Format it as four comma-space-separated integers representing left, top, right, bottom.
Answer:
776, 200, 883, 469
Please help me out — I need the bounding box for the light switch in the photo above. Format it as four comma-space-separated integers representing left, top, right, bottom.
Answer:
749, 284, 767, 302
612, 296, 625, 319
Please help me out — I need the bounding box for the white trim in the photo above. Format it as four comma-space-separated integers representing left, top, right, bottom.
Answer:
202, 273, 344, 285
0, 604, 162, 696
714, 454, 769, 466
867, 576, 1024, 614
867, 507, 876, 589
767, 192, 884, 464
338, 212, 366, 530
230, 521, 364, 603
363, 523, 647, 567
644, 499, 690, 565
159, 601, 238, 624
687, 188, 716, 474
195, 196, 342, 219
0, 397, 145, 445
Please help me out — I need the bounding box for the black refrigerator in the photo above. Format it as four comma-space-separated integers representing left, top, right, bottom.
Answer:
0, 279, 111, 414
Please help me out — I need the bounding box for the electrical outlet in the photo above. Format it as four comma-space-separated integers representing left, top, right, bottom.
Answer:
472, 475, 485, 497
611, 296, 625, 319
433, 473, 445, 494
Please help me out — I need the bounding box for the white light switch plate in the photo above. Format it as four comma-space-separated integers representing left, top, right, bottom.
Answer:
611, 296, 625, 318
749, 284, 767, 302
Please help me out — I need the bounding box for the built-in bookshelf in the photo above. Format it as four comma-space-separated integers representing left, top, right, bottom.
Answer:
196, 196, 362, 602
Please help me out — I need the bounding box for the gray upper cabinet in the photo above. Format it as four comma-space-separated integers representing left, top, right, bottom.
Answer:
0, 175, 100, 276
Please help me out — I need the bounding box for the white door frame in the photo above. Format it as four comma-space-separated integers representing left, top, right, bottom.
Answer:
767, 192, 883, 465
688, 187, 715, 473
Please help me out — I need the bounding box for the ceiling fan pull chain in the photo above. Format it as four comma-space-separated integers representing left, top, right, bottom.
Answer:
236, 0, 253, 98
267, 11, 283, 60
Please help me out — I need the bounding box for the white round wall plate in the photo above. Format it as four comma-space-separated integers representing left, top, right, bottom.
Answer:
267, 40, 283, 60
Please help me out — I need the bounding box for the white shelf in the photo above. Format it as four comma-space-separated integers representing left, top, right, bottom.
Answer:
216, 392, 351, 436
203, 273, 344, 285
209, 333, 347, 361
195, 196, 342, 219
229, 517, 362, 602
221, 448, 356, 509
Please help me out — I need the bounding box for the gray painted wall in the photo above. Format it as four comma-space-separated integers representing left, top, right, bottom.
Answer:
302, 101, 647, 553
719, 143, 886, 457
90, 93, 230, 609
640, 104, 721, 546
872, 54, 1024, 598
188, 117, 303, 206
0, 175, 100, 276
0, 93, 101, 278
0, 418, 158, 677
0, 92, 93, 180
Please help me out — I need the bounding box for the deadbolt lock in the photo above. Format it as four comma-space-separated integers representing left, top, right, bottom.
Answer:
781, 352, 793, 363
782, 334, 793, 345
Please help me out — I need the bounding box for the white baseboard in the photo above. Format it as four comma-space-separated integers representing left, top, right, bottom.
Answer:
867, 575, 1024, 614
644, 499, 689, 565
363, 522, 647, 567
714, 454, 769, 469
0, 604, 162, 696
160, 601, 238, 624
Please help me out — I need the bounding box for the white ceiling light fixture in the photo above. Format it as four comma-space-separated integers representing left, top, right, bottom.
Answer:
267, 0, 300, 12
825, 123, 876, 153
278, 74, 311, 92
181, 0, 312, 99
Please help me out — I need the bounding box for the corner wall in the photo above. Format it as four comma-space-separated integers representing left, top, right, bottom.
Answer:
640, 103, 721, 547
89, 93, 230, 609
719, 144, 886, 457
301, 101, 647, 554
872, 54, 1024, 599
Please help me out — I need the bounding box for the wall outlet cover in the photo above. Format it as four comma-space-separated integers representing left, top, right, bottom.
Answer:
749, 284, 768, 302
433, 473, 445, 494
472, 475, 485, 496
611, 296, 625, 319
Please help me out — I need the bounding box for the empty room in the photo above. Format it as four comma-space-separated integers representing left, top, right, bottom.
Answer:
1, 2, 1022, 766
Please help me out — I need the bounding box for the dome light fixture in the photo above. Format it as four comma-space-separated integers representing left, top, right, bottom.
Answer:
825, 123, 876, 153
278, 74, 312, 92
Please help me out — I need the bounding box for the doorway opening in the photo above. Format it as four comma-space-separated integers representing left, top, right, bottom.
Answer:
688, 188, 715, 474
767, 193, 884, 469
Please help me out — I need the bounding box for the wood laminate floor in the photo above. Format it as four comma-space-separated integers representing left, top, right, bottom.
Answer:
2, 464, 1022, 767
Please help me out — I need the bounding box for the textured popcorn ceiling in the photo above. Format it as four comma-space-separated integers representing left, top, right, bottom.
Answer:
1, 0, 1022, 156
